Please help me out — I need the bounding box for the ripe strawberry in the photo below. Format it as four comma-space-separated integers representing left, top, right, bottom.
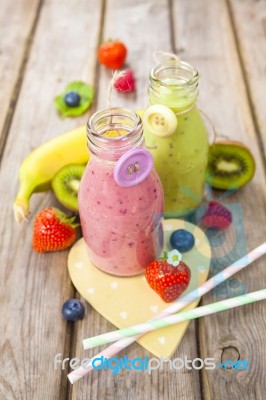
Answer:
33, 208, 78, 252
145, 259, 191, 303
201, 201, 232, 229
98, 40, 127, 69
114, 69, 135, 92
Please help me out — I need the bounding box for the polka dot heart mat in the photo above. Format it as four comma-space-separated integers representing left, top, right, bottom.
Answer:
68, 219, 211, 358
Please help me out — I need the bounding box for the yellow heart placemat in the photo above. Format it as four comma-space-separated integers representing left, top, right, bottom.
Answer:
68, 219, 211, 358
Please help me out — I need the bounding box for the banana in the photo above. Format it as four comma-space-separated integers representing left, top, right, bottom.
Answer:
13, 125, 89, 223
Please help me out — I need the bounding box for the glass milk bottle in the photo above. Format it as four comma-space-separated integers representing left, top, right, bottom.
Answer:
143, 60, 209, 217
78, 108, 164, 276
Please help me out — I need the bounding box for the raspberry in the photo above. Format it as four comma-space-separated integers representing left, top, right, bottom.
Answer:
201, 201, 232, 229
114, 69, 135, 92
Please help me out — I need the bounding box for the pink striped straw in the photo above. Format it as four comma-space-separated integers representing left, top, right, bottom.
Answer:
68, 241, 266, 383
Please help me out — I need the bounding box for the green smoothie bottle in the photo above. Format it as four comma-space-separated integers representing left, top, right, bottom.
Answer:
142, 59, 209, 217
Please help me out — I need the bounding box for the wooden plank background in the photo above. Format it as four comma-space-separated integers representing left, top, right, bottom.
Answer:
228, 0, 266, 160
0, 0, 265, 399
0, 0, 42, 153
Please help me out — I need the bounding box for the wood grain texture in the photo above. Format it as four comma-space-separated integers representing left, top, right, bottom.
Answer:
1, 0, 266, 399
71, 1, 202, 399
227, 0, 266, 161
172, 0, 266, 399
0, 0, 102, 399
0, 0, 42, 154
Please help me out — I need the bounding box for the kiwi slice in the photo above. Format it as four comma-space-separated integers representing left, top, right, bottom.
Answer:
206, 141, 255, 190
52, 164, 86, 211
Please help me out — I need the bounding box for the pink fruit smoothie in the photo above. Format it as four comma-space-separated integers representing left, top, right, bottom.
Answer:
78, 108, 164, 276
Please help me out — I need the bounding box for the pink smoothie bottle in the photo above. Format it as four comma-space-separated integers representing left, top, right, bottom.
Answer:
78, 107, 164, 276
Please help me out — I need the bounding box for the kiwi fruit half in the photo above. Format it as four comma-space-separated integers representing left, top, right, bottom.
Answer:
206, 141, 255, 190
52, 164, 86, 211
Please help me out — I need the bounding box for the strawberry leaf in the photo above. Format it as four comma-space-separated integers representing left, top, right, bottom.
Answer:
55, 208, 80, 228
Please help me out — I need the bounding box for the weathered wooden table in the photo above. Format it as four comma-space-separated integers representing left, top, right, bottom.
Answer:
1, 0, 266, 399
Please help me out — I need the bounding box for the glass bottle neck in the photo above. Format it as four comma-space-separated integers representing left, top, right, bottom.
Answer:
87, 108, 144, 162
148, 60, 199, 113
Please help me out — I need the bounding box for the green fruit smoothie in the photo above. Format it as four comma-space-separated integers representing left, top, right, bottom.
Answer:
143, 60, 209, 217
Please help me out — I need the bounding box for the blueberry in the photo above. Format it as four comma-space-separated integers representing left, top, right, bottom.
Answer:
62, 299, 85, 321
170, 229, 195, 252
64, 91, 81, 107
